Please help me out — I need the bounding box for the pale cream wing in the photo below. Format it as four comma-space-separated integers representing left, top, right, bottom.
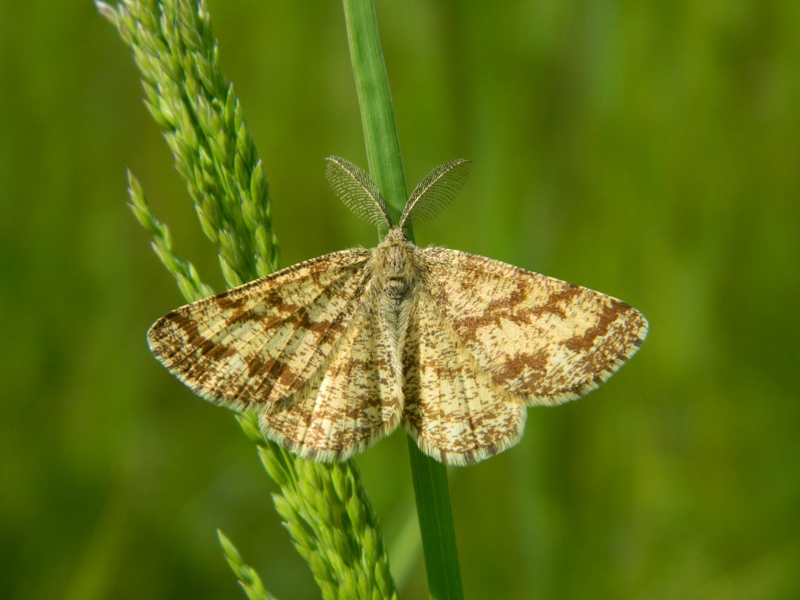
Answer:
147, 249, 373, 411
420, 248, 648, 405
259, 291, 403, 462
402, 285, 527, 466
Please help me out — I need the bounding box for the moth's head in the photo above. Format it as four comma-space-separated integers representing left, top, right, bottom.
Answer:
324, 156, 471, 233
383, 227, 408, 244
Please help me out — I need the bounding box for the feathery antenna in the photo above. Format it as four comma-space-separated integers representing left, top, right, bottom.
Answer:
399, 159, 471, 229
325, 156, 393, 229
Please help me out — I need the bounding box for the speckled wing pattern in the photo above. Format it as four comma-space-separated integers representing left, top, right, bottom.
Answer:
147, 249, 373, 413
420, 247, 649, 406
259, 291, 404, 462
148, 242, 647, 465
403, 285, 527, 465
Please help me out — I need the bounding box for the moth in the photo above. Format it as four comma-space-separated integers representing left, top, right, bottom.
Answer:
148, 157, 648, 466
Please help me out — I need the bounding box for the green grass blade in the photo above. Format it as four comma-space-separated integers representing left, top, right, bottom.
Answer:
407, 442, 464, 600
342, 0, 465, 598
341, 0, 407, 231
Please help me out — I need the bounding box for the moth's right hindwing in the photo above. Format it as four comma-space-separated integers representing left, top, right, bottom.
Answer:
147, 249, 373, 411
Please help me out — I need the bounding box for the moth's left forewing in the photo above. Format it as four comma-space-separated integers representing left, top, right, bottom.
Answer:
419, 247, 648, 405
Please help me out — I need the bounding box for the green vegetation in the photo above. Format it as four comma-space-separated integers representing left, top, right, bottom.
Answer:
98, 1, 397, 598
1, 1, 798, 598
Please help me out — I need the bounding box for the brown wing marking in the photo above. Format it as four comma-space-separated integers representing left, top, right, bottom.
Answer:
402, 286, 526, 466
420, 247, 648, 405
147, 249, 373, 411
259, 292, 403, 462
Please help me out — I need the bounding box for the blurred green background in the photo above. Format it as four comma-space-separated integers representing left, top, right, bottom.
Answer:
2, 0, 799, 598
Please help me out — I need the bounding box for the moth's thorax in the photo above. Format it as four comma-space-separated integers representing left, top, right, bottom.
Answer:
373, 228, 418, 301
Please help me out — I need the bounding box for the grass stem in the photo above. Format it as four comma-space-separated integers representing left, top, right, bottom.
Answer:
342, 1, 465, 597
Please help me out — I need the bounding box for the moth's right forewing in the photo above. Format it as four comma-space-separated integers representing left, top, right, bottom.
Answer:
147, 249, 373, 411
419, 248, 648, 405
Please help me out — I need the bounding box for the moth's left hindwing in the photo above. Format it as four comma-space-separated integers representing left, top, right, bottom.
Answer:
402, 284, 526, 466
147, 249, 373, 411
